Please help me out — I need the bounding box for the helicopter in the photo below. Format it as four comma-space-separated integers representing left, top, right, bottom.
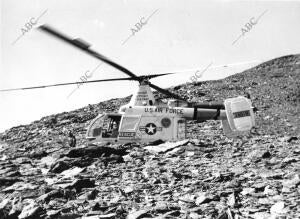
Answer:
0, 25, 255, 143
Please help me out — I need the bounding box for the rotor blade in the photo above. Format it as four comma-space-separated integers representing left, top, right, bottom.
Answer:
0, 77, 135, 92
156, 60, 261, 75
141, 72, 175, 80
38, 24, 139, 80
0, 73, 174, 92
148, 82, 187, 102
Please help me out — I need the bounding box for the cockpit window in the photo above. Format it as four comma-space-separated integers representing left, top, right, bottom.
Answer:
86, 114, 121, 139
87, 114, 104, 138
102, 115, 121, 138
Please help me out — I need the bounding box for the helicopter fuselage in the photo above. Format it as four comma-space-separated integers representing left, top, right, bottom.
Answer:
85, 96, 255, 144
86, 105, 190, 143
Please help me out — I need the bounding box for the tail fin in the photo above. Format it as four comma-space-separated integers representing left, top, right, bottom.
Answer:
222, 96, 255, 137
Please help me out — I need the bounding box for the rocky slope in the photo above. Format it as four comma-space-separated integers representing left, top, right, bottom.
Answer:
0, 54, 299, 219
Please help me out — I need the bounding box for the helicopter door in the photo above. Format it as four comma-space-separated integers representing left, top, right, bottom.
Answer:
119, 115, 141, 139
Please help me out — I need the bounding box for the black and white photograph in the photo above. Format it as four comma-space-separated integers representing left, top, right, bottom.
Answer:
0, 0, 299, 218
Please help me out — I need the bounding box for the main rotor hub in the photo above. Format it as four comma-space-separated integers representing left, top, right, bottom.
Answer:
140, 78, 150, 85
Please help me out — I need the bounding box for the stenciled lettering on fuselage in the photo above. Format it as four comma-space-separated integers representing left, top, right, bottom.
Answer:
144, 107, 184, 115
119, 132, 136, 138
139, 123, 162, 135
136, 91, 149, 101
233, 110, 250, 118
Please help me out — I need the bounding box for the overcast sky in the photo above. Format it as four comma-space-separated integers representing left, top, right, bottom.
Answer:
0, 0, 300, 132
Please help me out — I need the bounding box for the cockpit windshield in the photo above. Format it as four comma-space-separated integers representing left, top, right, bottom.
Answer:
86, 113, 122, 140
